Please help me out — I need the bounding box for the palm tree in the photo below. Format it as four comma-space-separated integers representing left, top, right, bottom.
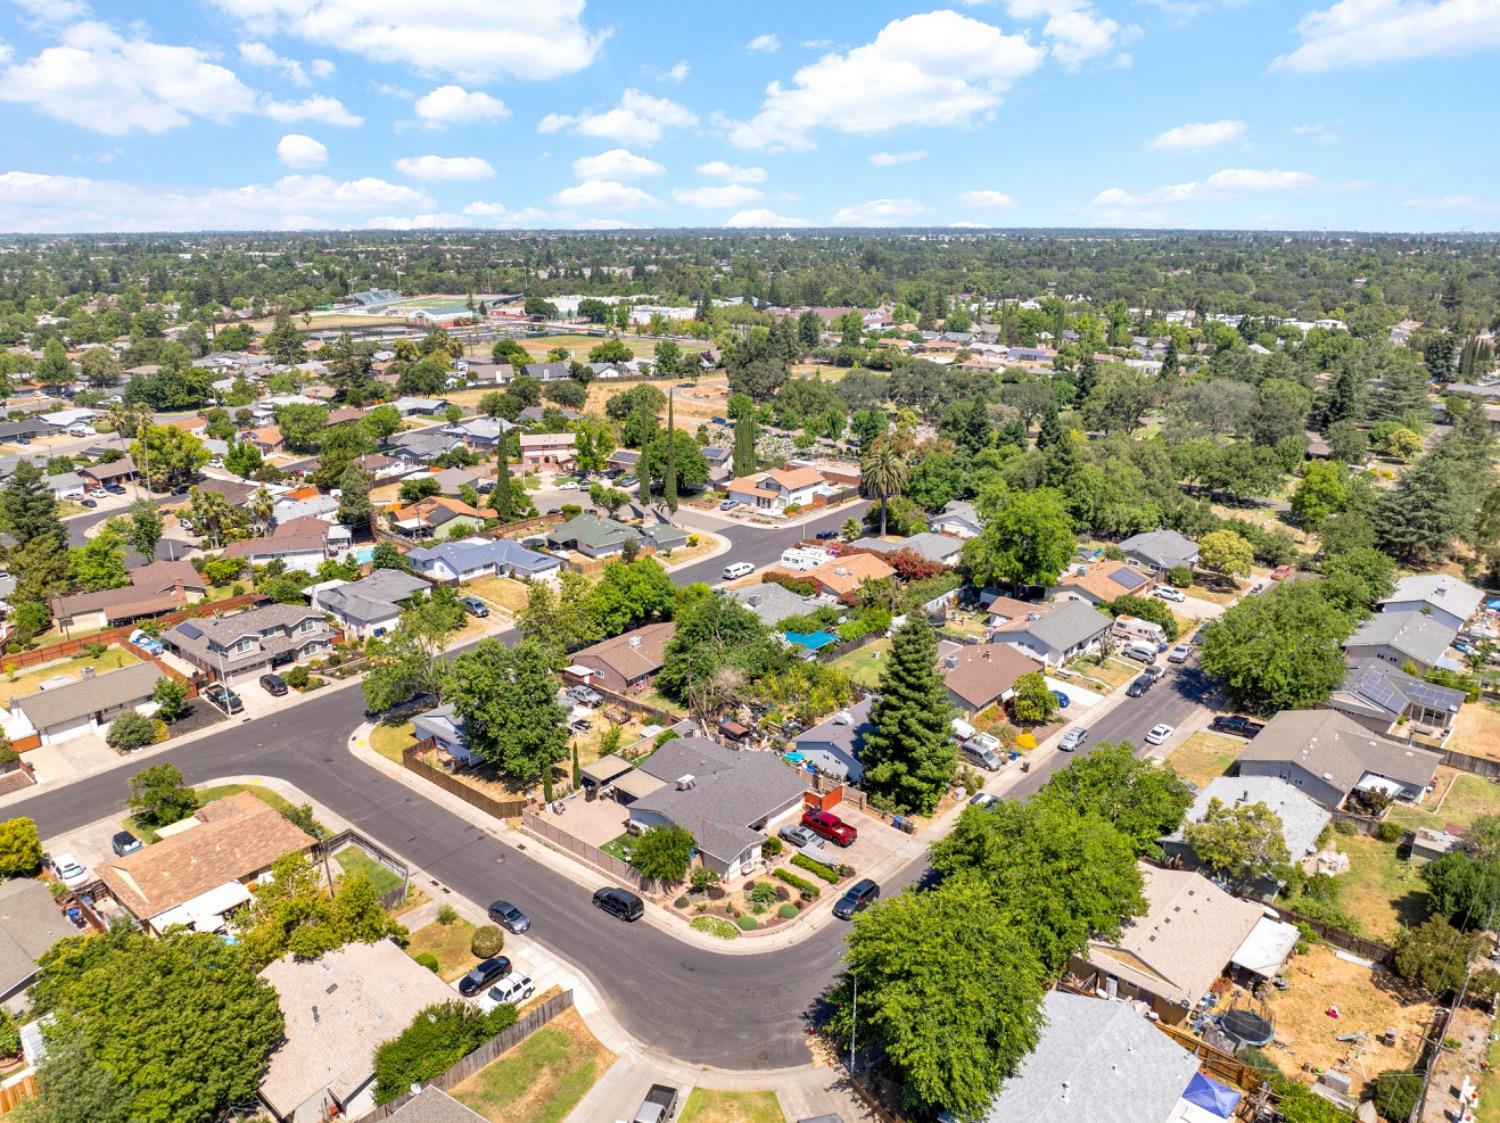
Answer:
860, 441, 909, 536
248, 488, 275, 536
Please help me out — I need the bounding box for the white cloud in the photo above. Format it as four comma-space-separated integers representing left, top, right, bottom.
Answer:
276, 133, 328, 167
394, 154, 495, 181
1147, 119, 1245, 150
1403, 194, 1489, 211
951, 220, 991, 228
365, 213, 475, 229
538, 88, 697, 146
414, 85, 509, 126
209, 0, 608, 83
1290, 122, 1341, 144
462, 200, 549, 224
831, 197, 930, 226
727, 11, 1044, 150
695, 160, 767, 183
869, 150, 927, 166
237, 40, 329, 86
1003, 0, 1139, 69
572, 148, 665, 180
1274, 0, 1500, 72
550, 179, 663, 211
0, 43, 10, 66
263, 94, 363, 126
747, 34, 781, 52
0, 169, 431, 231
647, 60, 690, 83
11, 0, 90, 26
1090, 168, 1320, 213
0, 21, 257, 134
725, 209, 811, 228
802, 39, 835, 49
673, 184, 763, 208
957, 189, 1017, 208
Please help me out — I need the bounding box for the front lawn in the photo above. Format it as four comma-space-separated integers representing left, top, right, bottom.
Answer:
1063, 654, 1138, 691
464, 576, 532, 614
333, 846, 404, 897
406, 916, 479, 981
370, 721, 416, 764
1164, 732, 1242, 788
451, 1007, 616, 1123
679, 1089, 785, 1123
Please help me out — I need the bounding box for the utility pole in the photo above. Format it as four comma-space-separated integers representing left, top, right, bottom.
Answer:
849, 974, 858, 1074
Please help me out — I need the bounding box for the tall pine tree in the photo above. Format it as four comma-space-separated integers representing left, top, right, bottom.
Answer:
1158, 338, 1179, 382
860, 618, 956, 815
732, 413, 758, 478
663, 389, 678, 512
1074, 352, 1098, 403
494, 435, 514, 521
1037, 403, 1063, 451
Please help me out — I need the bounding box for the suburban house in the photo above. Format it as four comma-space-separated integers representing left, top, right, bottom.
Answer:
726, 466, 837, 513
404, 537, 560, 584
1161, 776, 1331, 897
625, 737, 808, 875
969, 991, 1202, 1123
520, 361, 571, 382
791, 552, 896, 600
388, 496, 496, 540
517, 405, 582, 425
1343, 610, 1457, 675
223, 533, 332, 574
312, 569, 432, 639
941, 644, 1043, 717
1237, 709, 1442, 811
848, 532, 964, 567
1117, 529, 1200, 574
196, 476, 260, 509
1324, 659, 1466, 741
163, 604, 336, 684
245, 425, 285, 454
791, 696, 875, 783
78, 455, 138, 488
1070, 864, 1296, 1025
444, 416, 509, 448
258, 939, 458, 1123
992, 601, 1112, 667
1052, 558, 1151, 607
412, 703, 474, 765
97, 792, 316, 934
51, 558, 205, 630
45, 472, 84, 499
1379, 573, 1484, 631
702, 445, 733, 485
607, 449, 640, 475
385, 396, 450, 417
727, 583, 818, 628
545, 513, 689, 559
518, 431, 578, 472
386, 429, 462, 464
568, 621, 676, 695
383, 1088, 486, 1123
8, 662, 166, 746
0, 878, 76, 1002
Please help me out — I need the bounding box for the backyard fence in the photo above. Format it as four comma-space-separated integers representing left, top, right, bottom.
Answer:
1436, 748, 1500, 780
359, 990, 575, 1122
521, 810, 645, 890
314, 828, 412, 910
568, 681, 683, 729
815, 627, 886, 664
402, 738, 531, 819
847, 1073, 913, 1123
487, 513, 565, 540
1328, 807, 1385, 835
0, 1072, 36, 1115
1151, 1019, 1270, 1093
1263, 901, 1396, 966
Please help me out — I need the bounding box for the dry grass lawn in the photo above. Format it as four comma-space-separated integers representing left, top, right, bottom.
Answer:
658, 531, 724, 570
1389, 766, 1500, 834
1262, 943, 1434, 1099
830, 638, 890, 689
1164, 732, 1242, 788
406, 917, 478, 981
679, 1089, 786, 1123
1063, 654, 1140, 691
1449, 701, 1500, 762
0, 646, 140, 705
451, 1007, 616, 1123
465, 576, 532, 614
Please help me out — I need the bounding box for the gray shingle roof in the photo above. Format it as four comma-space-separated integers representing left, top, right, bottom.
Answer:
727, 583, 816, 627
0, 878, 79, 995
317, 570, 431, 626
1238, 709, 1441, 799
1380, 574, 1484, 621
406, 537, 557, 576
791, 696, 874, 782
1166, 776, 1331, 859
998, 600, 1111, 653
1118, 529, 1199, 569
1345, 610, 1456, 667
16, 661, 164, 730
1331, 660, 1466, 722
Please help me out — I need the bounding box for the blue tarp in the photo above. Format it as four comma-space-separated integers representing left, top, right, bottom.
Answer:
1182, 1073, 1241, 1118
785, 630, 838, 651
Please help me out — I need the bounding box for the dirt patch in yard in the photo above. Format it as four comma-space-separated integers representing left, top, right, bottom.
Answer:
451, 1006, 615, 1123
1165, 731, 1243, 788
1449, 701, 1500, 762
1260, 943, 1434, 1099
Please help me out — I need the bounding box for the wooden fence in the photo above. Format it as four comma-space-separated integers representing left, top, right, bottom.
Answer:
401, 738, 530, 819
521, 810, 645, 890
488, 513, 565, 541
847, 1074, 911, 1123
1437, 748, 1500, 779
1263, 901, 1396, 966
1152, 1019, 1270, 1093
815, 627, 886, 664
569, 680, 684, 729
361, 991, 574, 1121
314, 828, 411, 909
0, 1071, 36, 1114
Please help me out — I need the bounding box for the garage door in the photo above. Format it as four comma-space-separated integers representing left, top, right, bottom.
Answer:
42, 716, 95, 745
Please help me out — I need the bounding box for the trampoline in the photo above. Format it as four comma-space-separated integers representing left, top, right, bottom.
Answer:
1220, 1007, 1274, 1047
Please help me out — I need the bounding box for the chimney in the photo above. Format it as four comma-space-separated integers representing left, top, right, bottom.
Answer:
311, 1005, 320, 1026
628, 636, 641, 648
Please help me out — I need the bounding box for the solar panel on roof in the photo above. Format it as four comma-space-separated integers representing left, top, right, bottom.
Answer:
1109, 569, 1148, 591
176, 621, 203, 639
1355, 673, 1407, 715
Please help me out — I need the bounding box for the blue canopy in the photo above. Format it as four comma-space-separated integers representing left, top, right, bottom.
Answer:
1182, 1073, 1240, 1118
785, 630, 838, 651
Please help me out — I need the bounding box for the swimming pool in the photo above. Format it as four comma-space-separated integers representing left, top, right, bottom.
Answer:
352, 546, 375, 564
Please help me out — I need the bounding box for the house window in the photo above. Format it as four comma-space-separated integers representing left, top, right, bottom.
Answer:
232, 638, 255, 654
300, 619, 318, 633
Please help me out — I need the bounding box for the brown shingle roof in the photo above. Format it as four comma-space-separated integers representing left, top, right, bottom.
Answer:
97, 792, 315, 921
798, 552, 895, 597
942, 645, 1042, 710
573, 621, 676, 683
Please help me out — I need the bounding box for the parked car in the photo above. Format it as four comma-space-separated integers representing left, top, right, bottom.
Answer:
1145, 723, 1175, 746
79, 498, 97, 508
488, 972, 536, 1005
1123, 641, 1158, 664
129, 630, 163, 654
1270, 564, 1296, 581
87, 487, 108, 499
593, 886, 644, 921
457, 956, 512, 997
833, 879, 881, 920
1152, 584, 1187, 603
459, 595, 489, 618
815, 530, 838, 540
51, 852, 89, 887
111, 830, 142, 857
1125, 675, 1153, 698
566, 685, 602, 707
633, 1084, 679, 1123
968, 792, 1000, 809
558, 480, 579, 490
1210, 714, 1265, 738
1059, 727, 1087, 752
254, 673, 287, 697
779, 823, 819, 849
1142, 664, 1166, 683
722, 561, 755, 581
487, 900, 530, 934
104, 483, 127, 495
1167, 644, 1192, 664
960, 739, 1002, 772
204, 683, 244, 715
718, 499, 737, 511
617, 476, 638, 488
1049, 689, 1070, 709
802, 809, 857, 847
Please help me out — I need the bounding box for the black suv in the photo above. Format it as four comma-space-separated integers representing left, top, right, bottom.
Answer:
457, 957, 512, 997
593, 886, 644, 922
259, 673, 288, 697
1211, 714, 1266, 737
1125, 674, 1154, 698
833, 879, 880, 920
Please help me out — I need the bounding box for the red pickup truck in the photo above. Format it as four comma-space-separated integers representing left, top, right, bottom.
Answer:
802, 809, 857, 848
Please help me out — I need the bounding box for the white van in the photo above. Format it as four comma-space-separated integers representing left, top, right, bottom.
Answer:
1112, 614, 1166, 643
779, 547, 831, 572
722, 561, 755, 581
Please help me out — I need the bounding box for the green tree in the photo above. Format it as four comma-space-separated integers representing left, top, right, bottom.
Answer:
106, 712, 157, 752
236, 851, 403, 969
374, 1001, 516, 1105
861, 440, 909, 536
1422, 817, 1500, 927
444, 638, 570, 782
657, 590, 785, 719
263, 311, 306, 365
629, 824, 695, 884
1290, 460, 1350, 526
962, 487, 1076, 587
1197, 528, 1254, 577
30, 926, 283, 1123
732, 412, 759, 478
494, 434, 515, 521
337, 465, 372, 528
1369, 1071, 1422, 1123
223, 440, 262, 479
641, 427, 707, 495
150, 677, 189, 722
589, 483, 630, 519
1010, 671, 1058, 725
1199, 581, 1354, 712
14, 1036, 132, 1123
34, 338, 71, 386
663, 390, 679, 511
131, 425, 210, 490
1392, 916, 1481, 995
654, 338, 682, 374
587, 557, 675, 635
516, 573, 603, 666
126, 498, 163, 560
1033, 743, 1193, 856
125, 762, 198, 827
861, 618, 956, 814
1182, 798, 1290, 887
836, 876, 1048, 1121
0, 817, 43, 877
324, 330, 377, 403
588, 338, 632, 364
70, 521, 130, 592
2, 459, 64, 548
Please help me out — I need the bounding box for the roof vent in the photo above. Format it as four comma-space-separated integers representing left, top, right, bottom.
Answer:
311, 1005, 320, 1025
944, 655, 958, 669
628, 636, 641, 648
1323, 772, 1334, 782
675, 774, 696, 791
833, 710, 854, 725
1026, 612, 1041, 621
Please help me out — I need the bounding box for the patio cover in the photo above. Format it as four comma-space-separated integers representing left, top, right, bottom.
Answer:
1230, 916, 1300, 978
148, 879, 253, 933
581, 753, 635, 786
610, 769, 666, 801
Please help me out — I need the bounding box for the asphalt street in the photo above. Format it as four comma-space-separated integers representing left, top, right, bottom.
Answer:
10, 500, 1215, 1069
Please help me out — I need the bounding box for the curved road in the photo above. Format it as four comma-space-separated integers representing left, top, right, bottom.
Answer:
9, 503, 1213, 1069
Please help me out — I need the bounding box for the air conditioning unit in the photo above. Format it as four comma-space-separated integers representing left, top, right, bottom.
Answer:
832, 710, 854, 725
675, 774, 696, 791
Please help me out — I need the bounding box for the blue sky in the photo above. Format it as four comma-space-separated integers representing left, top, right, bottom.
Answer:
0, 0, 1495, 233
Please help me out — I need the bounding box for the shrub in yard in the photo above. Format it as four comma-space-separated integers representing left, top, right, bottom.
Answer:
415, 952, 439, 972
689, 915, 739, 940
1168, 565, 1193, 588
761, 836, 784, 858
705, 884, 726, 901
1376, 820, 1403, 844
778, 903, 799, 919
106, 711, 157, 752
772, 868, 820, 899
283, 665, 311, 689
436, 904, 458, 926
673, 896, 689, 909
791, 853, 841, 884
0, 1009, 18, 1058
749, 881, 779, 914
470, 925, 504, 959
1333, 819, 1356, 836
373, 1000, 516, 1103
737, 915, 758, 931
1369, 1071, 1422, 1122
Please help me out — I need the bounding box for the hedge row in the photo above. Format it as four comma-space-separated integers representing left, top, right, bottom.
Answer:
790, 853, 841, 884
772, 868, 821, 899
